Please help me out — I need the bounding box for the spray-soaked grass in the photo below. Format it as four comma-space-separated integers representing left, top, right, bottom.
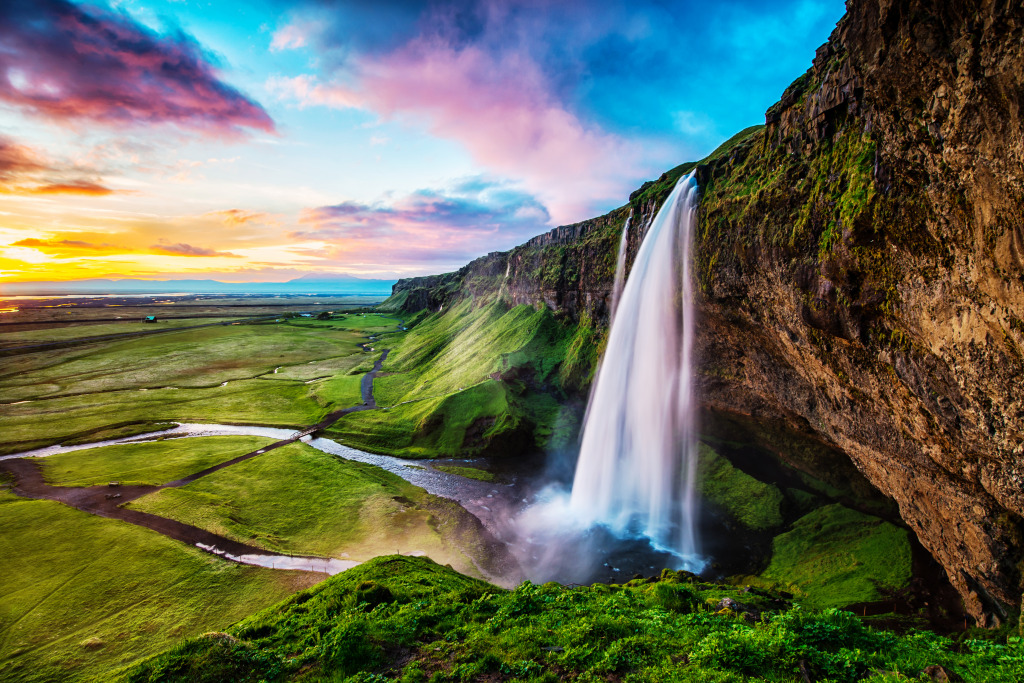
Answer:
752, 504, 913, 609
127, 443, 489, 575
37, 436, 276, 487
0, 489, 320, 683
122, 555, 1024, 683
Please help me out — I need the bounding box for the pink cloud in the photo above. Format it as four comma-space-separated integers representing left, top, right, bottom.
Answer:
291, 178, 548, 270
272, 40, 640, 223
0, 0, 274, 136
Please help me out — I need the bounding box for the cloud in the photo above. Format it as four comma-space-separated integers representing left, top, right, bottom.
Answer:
268, 0, 845, 220
0, 137, 45, 181
270, 44, 639, 223
12, 238, 118, 253
205, 209, 276, 227
292, 176, 550, 268
0, 135, 117, 196
11, 236, 239, 258
150, 243, 241, 257
27, 181, 115, 196
0, 0, 274, 136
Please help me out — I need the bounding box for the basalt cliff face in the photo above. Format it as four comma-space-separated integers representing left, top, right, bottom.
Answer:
387, 0, 1024, 622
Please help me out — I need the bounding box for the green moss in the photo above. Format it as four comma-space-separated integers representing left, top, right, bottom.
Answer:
757, 504, 912, 609
697, 444, 784, 531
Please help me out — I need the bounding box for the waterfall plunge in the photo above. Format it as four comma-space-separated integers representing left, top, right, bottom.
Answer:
569, 173, 702, 568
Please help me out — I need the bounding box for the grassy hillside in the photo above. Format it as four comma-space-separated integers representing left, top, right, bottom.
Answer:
328, 300, 599, 458
122, 555, 1024, 683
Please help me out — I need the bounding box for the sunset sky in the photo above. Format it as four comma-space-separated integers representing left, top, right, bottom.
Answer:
0, 0, 845, 283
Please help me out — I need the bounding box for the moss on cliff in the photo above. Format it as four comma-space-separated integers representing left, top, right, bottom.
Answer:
698, 443, 785, 531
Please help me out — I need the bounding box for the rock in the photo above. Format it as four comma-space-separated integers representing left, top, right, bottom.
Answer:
923, 664, 961, 682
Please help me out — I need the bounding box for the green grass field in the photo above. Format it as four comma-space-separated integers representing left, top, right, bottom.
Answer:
0, 318, 386, 454
37, 436, 276, 487
0, 318, 240, 347
0, 489, 321, 683
127, 443, 490, 576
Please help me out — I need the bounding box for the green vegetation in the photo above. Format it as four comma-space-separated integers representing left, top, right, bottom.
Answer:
0, 318, 383, 453
122, 555, 1024, 683
0, 318, 240, 347
0, 489, 319, 683
128, 443, 489, 576
38, 436, 275, 487
754, 504, 913, 609
629, 125, 764, 210
697, 444, 784, 531
433, 465, 495, 482
328, 299, 595, 457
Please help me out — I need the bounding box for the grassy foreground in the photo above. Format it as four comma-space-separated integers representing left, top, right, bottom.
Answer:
0, 490, 320, 683
123, 555, 1024, 683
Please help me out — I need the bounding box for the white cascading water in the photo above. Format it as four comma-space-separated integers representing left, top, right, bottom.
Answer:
609, 211, 632, 321
569, 172, 701, 567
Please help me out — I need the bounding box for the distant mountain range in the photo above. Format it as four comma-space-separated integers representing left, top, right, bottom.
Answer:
0, 274, 397, 296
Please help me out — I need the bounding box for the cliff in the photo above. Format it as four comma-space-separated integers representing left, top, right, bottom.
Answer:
382, 0, 1024, 623
692, 0, 1024, 624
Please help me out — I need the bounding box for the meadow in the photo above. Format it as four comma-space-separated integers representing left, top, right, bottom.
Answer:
37, 436, 277, 487
0, 487, 321, 683
0, 314, 397, 454
127, 441, 493, 575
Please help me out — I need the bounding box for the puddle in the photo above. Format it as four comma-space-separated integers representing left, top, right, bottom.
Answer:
195, 543, 359, 574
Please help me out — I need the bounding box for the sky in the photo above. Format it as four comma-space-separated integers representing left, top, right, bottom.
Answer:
0, 0, 846, 283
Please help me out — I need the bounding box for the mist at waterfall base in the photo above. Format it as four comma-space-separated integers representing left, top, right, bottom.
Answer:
509, 174, 707, 584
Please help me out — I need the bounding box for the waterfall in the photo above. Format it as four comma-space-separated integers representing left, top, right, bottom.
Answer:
609, 211, 631, 322
569, 173, 701, 565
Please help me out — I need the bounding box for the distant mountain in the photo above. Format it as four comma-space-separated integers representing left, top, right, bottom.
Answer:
0, 277, 397, 297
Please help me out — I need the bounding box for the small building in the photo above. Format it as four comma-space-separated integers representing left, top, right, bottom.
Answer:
144, 316, 157, 323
